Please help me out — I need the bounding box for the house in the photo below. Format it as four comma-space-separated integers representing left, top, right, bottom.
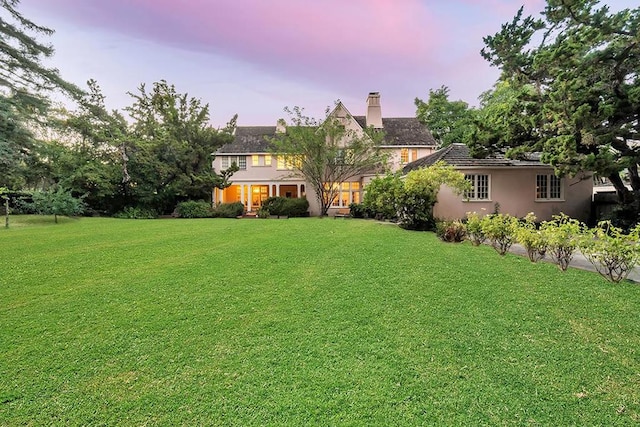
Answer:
212, 92, 438, 216
402, 143, 593, 222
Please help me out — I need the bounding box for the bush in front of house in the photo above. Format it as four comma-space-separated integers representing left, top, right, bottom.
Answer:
176, 200, 213, 218
540, 213, 585, 271
436, 220, 467, 242
465, 211, 487, 246
514, 213, 548, 262
481, 213, 519, 255
262, 197, 309, 217
349, 203, 372, 219
113, 207, 158, 219
214, 202, 245, 218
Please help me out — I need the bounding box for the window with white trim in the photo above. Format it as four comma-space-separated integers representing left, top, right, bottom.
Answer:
536, 174, 562, 200
465, 174, 490, 200
221, 155, 246, 170
325, 182, 361, 207
400, 148, 409, 164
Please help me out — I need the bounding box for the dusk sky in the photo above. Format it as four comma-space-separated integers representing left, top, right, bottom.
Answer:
19, 0, 637, 128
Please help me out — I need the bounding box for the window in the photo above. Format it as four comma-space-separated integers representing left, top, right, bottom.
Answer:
326, 182, 361, 207
465, 174, 490, 200
411, 149, 418, 162
264, 155, 272, 166
277, 155, 302, 170
221, 155, 246, 170
400, 148, 409, 164
252, 155, 259, 166
536, 174, 562, 200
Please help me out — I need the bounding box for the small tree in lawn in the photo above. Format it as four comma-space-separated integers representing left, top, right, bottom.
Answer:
270, 106, 388, 216
540, 213, 584, 271
24, 187, 85, 223
580, 221, 640, 283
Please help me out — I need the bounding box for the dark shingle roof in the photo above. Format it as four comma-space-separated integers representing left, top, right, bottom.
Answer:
353, 116, 437, 146
216, 126, 276, 154
402, 143, 545, 174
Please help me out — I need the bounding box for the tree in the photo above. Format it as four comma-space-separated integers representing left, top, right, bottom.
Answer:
478, 1, 640, 223
270, 106, 388, 216
415, 86, 476, 147
124, 80, 236, 213
0, 0, 82, 191
22, 187, 84, 223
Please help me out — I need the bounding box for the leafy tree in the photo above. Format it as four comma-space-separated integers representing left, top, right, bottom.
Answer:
124, 80, 236, 213
478, 1, 640, 221
0, 0, 82, 191
415, 86, 476, 147
270, 106, 388, 216
396, 162, 469, 230
22, 187, 84, 223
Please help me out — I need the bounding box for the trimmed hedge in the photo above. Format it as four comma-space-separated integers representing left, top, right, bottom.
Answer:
262, 197, 309, 217
176, 201, 213, 218
214, 202, 245, 218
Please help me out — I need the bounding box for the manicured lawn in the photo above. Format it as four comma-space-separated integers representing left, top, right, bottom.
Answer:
1, 216, 640, 425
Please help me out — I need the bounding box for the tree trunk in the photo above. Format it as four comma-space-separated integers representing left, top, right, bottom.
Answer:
4, 197, 8, 229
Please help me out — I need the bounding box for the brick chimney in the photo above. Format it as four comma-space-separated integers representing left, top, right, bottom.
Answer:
366, 92, 383, 129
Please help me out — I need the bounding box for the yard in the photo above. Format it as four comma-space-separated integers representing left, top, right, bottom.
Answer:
1, 216, 639, 425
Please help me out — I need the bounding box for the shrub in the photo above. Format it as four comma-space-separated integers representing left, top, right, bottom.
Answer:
257, 207, 270, 218
214, 202, 245, 218
176, 200, 213, 218
363, 173, 402, 220
261, 197, 309, 217
349, 203, 370, 219
482, 213, 519, 255
580, 221, 640, 283
465, 211, 487, 246
515, 213, 548, 262
19, 188, 85, 223
113, 207, 158, 219
540, 213, 584, 271
436, 220, 467, 242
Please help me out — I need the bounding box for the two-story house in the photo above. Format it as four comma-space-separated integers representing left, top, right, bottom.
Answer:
212, 92, 438, 216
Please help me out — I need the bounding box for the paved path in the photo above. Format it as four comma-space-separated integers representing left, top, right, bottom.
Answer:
507, 243, 640, 283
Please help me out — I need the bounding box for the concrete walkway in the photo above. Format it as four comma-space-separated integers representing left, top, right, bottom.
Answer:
507, 243, 640, 283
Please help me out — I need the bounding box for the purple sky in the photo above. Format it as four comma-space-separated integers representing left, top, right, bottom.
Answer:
20, 0, 637, 127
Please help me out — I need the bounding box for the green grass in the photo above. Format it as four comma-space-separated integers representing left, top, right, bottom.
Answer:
1, 216, 640, 425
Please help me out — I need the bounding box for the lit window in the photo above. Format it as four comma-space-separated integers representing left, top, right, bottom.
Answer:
400, 148, 409, 164
264, 155, 272, 166
465, 174, 490, 200
411, 149, 418, 162
326, 182, 362, 207
536, 174, 562, 200
252, 155, 259, 166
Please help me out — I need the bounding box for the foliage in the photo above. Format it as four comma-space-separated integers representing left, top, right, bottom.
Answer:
397, 162, 469, 230
213, 202, 244, 218
113, 207, 158, 219
479, 1, 640, 221
362, 173, 402, 220
514, 212, 548, 262
540, 213, 585, 271
270, 106, 388, 216
465, 211, 487, 246
415, 86, 476, 146
257, 207, 270, 219
349, 203, 370, 219
261, 197, 309, 217
124, 80, 236, 213
176, 200, 213, 218
481, 213, 519, 255
435, 220, 467, 242
19, 187, 84, 223
580, 221, 640, 283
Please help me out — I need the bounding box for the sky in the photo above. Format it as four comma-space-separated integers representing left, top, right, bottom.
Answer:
18, 0, 638, 128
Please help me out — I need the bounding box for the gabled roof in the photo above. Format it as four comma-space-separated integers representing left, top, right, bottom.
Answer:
402, 143, 546, 174
353, 116, 437, 146
216, 126, 276, 154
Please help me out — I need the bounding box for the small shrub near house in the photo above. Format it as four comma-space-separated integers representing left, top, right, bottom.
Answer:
465, 211, 487, 246
349, 203, 371, 219
540, 213, 585, 271
580, 221, 640, 283
515, 213, 548, 262
261, 197, 309, 217
436, 220, 467, 243
214, 202, 245, 218
176, 200, 213, 218
482, 213, 519, 255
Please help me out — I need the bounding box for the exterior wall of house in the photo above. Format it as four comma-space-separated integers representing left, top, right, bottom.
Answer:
433, 167, 593, 222
385, 146, 436, 171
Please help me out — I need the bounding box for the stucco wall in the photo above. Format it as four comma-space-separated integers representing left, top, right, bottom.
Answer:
433, 167, 593, 222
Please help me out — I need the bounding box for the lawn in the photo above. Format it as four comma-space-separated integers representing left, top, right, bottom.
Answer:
1, 216, 640, 425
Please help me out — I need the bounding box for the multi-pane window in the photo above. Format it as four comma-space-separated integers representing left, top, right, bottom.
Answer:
536, 174, 562, 200
326, 182, 361, 207
264, 155, 272, 166
277, 155, 302, 170
411, 149, 418, 162
221, 155, 246, 170
465, 174, 490, 200
252, 155, 260, 166
400, 148, 409, 164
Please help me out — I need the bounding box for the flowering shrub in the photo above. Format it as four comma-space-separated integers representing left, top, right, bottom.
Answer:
436, 220, 467, 242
